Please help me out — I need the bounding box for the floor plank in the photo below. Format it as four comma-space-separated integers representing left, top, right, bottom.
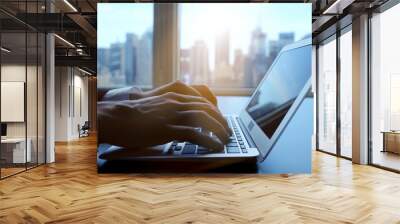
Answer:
1, 135, 400, 223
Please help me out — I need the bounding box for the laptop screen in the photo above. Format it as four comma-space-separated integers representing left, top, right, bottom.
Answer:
246, 45, 311, 138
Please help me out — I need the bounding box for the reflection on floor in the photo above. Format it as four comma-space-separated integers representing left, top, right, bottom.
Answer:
0, 162, 42, 178
0, 167, 25, 178
373, 150, 400, 171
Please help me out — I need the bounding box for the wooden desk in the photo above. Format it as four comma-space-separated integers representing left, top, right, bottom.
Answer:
1, 138, 31, 164
382, 131, 400, 154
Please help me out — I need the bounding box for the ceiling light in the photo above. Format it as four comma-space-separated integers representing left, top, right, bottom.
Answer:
322, 0, 355, 15
78, 67, 93, 76
1, 47, 11, 53
54, 34, 75, 48
322, 0, 354, 15
63, 0, 78, 12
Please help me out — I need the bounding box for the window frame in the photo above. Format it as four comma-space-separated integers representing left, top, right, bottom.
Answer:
368, 0, 400, 173
315, 20, 353, 161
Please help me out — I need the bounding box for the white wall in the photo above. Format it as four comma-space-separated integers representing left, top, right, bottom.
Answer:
55, 67, 89, 141
1, 65, 37, 138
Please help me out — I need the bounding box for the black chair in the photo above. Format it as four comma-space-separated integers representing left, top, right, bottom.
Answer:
78, 121, 90, 138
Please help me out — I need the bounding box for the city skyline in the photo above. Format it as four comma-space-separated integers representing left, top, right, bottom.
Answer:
98, 31, 153, 88
98, 3, 311, 49
98, 28, 297, 88
179, 27, 296, 88
97, 3, 311, 88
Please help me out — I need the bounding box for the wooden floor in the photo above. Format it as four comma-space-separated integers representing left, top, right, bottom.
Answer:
1, 135, 400, 223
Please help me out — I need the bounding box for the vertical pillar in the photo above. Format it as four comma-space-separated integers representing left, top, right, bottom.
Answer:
46, 33, 55, 163
45, 0, 55, 163
352, 14, 369, 164
153, 3, 178, 87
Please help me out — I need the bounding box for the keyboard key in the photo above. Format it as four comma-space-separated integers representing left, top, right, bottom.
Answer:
227, 147, 240, 153
197, 146, 221, 154
174, 146, 182, 151
181, 144, 196, 154
227, 143, 238, 147
169, 141, 178, 151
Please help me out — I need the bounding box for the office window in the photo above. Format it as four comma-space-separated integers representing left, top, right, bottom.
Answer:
178, 3, 310, 92
317, 36, 337, 154
97, 3, 154, 89
371, 3, 400, 171
339, 28, 352, 158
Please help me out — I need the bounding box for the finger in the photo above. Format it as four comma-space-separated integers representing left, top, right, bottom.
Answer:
162, 92, 210, 104
167, 125, 224, 151
191, 85, 218, 106
174, 111, 230, 144
175, 102, 231, 134
170, 80, 202, 97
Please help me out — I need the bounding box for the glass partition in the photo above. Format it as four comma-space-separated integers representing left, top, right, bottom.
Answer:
370, 3, 400, 171
37, 32, 45, 165
0, 1, 46, 179
317, 36, 337, 154
27, 30, 38, 169
339, 28, 352, 158
1, 30, 28, 177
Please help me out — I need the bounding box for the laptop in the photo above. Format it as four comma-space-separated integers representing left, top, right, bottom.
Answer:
99, 38, 312, 164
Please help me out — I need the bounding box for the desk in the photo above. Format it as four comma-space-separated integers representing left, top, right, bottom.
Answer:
1, 138, 31, 164
382, 131, 400, 154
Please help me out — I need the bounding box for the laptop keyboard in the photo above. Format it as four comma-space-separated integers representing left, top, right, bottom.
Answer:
168, 116, 248, 155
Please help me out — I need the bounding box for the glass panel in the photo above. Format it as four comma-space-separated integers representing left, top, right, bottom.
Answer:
339, 29, 352, 158
317, 37, 337, 154
38, 32, 45, 165
178, 3, 311, 90
27, 30, 38, 169
1, 30, 28, 177
371, 4, 400, 171
97, 3, 154, 89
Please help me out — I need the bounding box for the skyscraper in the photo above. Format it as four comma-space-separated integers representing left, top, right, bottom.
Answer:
245, 27, 269, 87
190, 40, 209, 84
279, 32, 295, 46
109, 42, 124, 78
214, 31, 230, 68
233, 49, 245, 81
124, 33, 138, 85
249, 27, 268, 58
97, 47, 109, 75
136, 31, 153, 86
180, 49, 191, 81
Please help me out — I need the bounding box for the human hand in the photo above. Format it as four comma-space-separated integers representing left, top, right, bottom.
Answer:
98, 92, 231, 151
143, 81, 218, 106
101, 81, 218, 106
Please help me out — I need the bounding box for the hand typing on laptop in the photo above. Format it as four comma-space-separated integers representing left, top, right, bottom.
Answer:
98, 81, 231, 151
